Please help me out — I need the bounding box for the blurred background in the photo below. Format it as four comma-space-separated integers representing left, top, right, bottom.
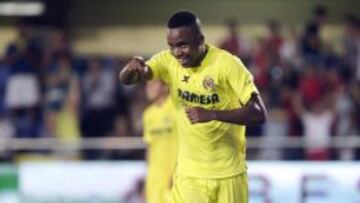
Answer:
0, 0, 359, 202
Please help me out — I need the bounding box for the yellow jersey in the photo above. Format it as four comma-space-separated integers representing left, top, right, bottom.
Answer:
143, 96, 178, 184
146, 44, 258, 178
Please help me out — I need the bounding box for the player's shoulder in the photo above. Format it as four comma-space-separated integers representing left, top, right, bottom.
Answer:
209, 44, 242, 65
208, 45, 250, 79
150, 49, 173, 62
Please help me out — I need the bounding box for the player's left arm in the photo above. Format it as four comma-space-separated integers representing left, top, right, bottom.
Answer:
186, 57, 267, 125
185, 92, 267, 125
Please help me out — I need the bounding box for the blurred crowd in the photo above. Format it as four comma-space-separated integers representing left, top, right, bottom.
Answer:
0, 21, 139, 160
0, 5, 359, 161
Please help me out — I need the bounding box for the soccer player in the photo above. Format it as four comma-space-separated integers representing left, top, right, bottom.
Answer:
143, 80, 178, 203
119, 11, 267, 203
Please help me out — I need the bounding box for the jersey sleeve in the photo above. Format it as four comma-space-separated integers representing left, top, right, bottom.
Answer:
225, 57, 259, 105
145, 51, 170, 84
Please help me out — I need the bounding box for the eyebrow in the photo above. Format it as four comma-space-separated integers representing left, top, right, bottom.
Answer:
168, 40, 188, 47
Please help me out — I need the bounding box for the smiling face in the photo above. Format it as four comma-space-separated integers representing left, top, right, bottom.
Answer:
167, 25, 205, 67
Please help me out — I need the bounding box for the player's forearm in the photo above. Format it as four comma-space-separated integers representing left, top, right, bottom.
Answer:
213, 94, 267, 125
213, 106, 265, 125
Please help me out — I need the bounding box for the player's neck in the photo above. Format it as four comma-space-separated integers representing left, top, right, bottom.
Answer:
199, 45, 208, 64
193, 44, 208, 67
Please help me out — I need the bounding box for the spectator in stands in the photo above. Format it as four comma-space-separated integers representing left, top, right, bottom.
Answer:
265, 19, 283, 63
334, 83, 357, 160
0, 45, 13, 115
43, 52, 81, 158
0, 5, 359, 162
342, 15, 360, 159
300, 28, 324, 66
251, 37, 270, 89
342, 14, 359, 82
281, 87, 305, 160
219, 18, 249, 59
293, 92, 335, 160
300, 4, 328, 66
5, 43, 42, 139
299, 64, 325, 106
80, 57, 117, 159
309, 4, 328, 28
350, 81, 360, 159
280, 28, 300, 67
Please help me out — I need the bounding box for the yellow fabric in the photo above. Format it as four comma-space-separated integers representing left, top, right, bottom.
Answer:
170, 173, 248, 203
55, 108, 80, 143
143, 97, 178, 203
146, 44, 258, 179
146, 182, 172, 203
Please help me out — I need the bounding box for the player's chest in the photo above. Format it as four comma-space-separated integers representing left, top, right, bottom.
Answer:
169, 66, 226, 107
172, 66, 221, 92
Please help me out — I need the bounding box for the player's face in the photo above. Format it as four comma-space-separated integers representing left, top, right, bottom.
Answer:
167, 26, 204, 67
145, 80, 167, 102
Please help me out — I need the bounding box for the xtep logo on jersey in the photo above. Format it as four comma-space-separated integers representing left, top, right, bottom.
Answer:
181, 75, 190, 83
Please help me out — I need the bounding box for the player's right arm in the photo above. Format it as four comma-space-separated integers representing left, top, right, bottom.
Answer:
118, 56, 153, 84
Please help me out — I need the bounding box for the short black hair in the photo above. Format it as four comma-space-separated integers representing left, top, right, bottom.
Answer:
167, 11, 198, 28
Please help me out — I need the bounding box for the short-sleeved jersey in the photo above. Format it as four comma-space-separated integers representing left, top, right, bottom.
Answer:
143, 96, 178, 183
146, 44, 258, 178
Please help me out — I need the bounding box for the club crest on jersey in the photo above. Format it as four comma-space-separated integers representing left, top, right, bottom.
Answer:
203, 76, 215, 90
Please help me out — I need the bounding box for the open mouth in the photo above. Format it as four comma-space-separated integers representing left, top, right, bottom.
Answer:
178, 57, 190, 65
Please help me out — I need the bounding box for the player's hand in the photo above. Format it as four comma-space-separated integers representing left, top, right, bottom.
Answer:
119, 56, 148, 84
185, 107, 216, 124
125, 56, 147, 74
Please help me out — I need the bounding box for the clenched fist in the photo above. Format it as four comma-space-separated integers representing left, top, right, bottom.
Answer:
119, 56, 149, 84
185, 107, 216, 124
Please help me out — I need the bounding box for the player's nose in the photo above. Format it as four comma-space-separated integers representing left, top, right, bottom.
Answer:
173, 47, 184, 58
